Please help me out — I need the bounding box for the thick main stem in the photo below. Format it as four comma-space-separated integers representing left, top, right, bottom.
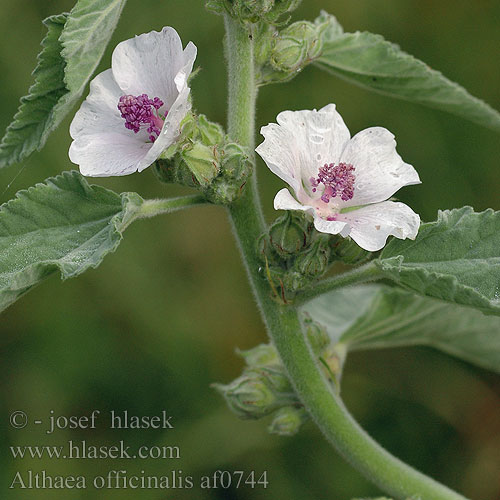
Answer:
224, 14, 467, 500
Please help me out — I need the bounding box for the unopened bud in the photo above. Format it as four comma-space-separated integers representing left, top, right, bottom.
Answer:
269, 211, 312, 257
181, 142, 220, 187
268, 406, 308, 436
207, 0, 301, 24
302, 313, 330, 354
330, 235, 372, 264
214, 366, 296, 419
237, 343, 280, 367
271, 21, 319, 72
294, 235, 330, 278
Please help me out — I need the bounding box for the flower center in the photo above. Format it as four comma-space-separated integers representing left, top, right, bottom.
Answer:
310, 162, 356, 204
117, 94, 165, 142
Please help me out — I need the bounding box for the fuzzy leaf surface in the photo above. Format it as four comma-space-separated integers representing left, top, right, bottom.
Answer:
303, 285, 500, 373
376, 207, 500, 315
315, 14, 500, 131
0, 171, 143, 312
0, 0, 127, 168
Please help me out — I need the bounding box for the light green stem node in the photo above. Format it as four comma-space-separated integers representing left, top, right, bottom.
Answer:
223, 13, 469, 500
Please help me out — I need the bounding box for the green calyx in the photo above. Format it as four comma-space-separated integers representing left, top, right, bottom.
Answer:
215, 318, 339, 430
206, 0, 301, 25
153, 113, 252, 205
256, 12, 335, 85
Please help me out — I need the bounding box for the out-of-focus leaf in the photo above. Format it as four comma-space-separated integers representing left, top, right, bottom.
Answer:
314, 12, 500, 131
303, 284, 500, 373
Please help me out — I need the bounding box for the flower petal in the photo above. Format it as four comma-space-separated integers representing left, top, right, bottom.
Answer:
69, 69, 135, 140
69, 69, 154, 176
340, 127, 420, 207
273, 188, 349, 236
256, 104, 350, 198
112, 27, 192, 109
336, 201, 420, 251
136, 86, 191, 172
70, 133, 150, 177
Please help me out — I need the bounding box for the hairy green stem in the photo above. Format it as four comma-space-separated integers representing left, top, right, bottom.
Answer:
224, 14, 467, 500
295, 261, 384, 306
138, 194, 206, 219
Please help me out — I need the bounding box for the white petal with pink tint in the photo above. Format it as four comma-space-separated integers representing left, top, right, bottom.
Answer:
340, 127, 420, 207
69, 27, 196, 177
336, 201, 420, 252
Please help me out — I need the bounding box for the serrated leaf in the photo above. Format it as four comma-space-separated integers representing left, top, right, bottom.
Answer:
315, 13, 500, 131
60, 0, 127, 93
376, 207, 500, 315
0, 0, 127, 168
303, 285, 500, 374
0, 15, 68, 167
0, 171, 143, 313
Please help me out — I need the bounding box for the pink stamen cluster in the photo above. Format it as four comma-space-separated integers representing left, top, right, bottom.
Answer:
118, 94, 165, 142
310, 162, 356, 203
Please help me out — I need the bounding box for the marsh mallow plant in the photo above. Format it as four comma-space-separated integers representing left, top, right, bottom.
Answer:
1, 1, 500, 499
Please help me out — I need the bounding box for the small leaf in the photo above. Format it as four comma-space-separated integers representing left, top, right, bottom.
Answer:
0, 171, 143, 313
0, 15, 68, 167
0, 0, 127, 168
315, 13, 500, 131
376, 207, 500, 315
303, 285, 500, 374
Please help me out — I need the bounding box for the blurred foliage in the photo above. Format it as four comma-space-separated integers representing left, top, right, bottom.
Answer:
0, 0, 499, 499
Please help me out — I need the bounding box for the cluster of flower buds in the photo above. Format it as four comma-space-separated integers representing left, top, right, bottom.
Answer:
214, 315, 336, 435
255, 12, 337, 85
153, 113, 252, 204
257, 211, 331, 298
206, 0, 301, 25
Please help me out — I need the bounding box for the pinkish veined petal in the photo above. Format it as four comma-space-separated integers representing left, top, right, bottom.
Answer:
257, 104, 350, 197
336, 201, 420, 251
340, 127, 420, 207
112, 27, 193, 111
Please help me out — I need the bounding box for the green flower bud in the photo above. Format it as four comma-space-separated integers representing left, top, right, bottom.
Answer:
282, 270, 308, 293
197, 114, 225, 146
269, 211, 312, 257
180, 142, 220, 187
294, 235, 331, 278
153, 156, 200, 188
302, 312, 330, 354
268, 406, 308, 436
207, 0, 301, 24
237, 343, 280, 367
214, 366, 295, 420
271, 21, 319, 72
330, 235, 372, 264
203, 143, 253, 205
213, 373, 279, 420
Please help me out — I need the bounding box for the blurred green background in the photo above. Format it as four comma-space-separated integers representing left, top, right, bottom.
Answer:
1, 0, 499, 498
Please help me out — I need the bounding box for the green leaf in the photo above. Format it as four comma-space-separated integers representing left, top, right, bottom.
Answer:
60, 0, 127, 94
0, 15, 68, 168
0, 171, 143, 313
376, 207, 500, 315
314, 12, 500, 131
303, 284, 500, 374
0, 0, 127, 168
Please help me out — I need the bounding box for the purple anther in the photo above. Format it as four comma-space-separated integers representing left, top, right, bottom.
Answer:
117, 94, 165, 142
311, 162, 356, 203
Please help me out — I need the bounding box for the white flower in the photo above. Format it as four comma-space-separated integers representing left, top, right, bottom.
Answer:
69, 27, 197, 177
256, 104, 421, 252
